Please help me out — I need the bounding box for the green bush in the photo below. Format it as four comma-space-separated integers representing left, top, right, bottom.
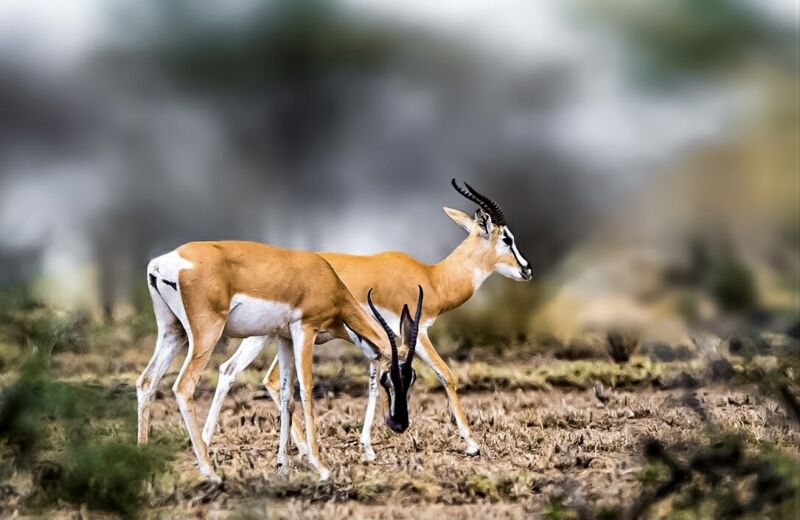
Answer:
38, 441, 172, 518
0, 287, 90, 355
710, 257, 758, 313
0, 355, 177, 517
632, 433, 799, 519
431, 279, 541, 356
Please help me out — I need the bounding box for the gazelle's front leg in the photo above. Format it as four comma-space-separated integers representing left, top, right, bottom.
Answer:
417, 332, 480, 455
289, 321, 330, 480
359, 363, 379, 461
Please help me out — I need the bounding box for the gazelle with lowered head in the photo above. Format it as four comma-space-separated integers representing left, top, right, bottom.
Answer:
203, 180, 531, 460
136, 241, 421, 481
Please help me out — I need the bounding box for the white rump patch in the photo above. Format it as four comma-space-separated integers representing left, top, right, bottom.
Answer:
147, 250, 195, 328
148, 250, 194, 279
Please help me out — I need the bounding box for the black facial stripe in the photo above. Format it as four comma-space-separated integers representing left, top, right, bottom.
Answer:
384, 367, 414, 429
161, 279, 177, 290
148, 273, 158, 290
516, 249, 530, 268
502, 229, 527, 267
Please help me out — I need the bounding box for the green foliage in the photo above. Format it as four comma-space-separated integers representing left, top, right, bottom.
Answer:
582, 0, 773, 83
465, 473, 515, 502
431, 279, 541, 356
135, 0, 397, 87
0, 286, 90, 356
606, 331, 638, 364
637, 461, 669, 485
0, 356, 62, 465
35, 440, 173, 518
595, 507, 621, 520
710, 257, 758, 313
543, 500, 577, 520
632, 433, 800, 519
0, 354, 177, 517
675, 295, 699, 324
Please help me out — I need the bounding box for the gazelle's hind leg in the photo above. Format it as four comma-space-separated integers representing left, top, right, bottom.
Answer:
276, 336, 296, 472
137, 286, 186, 445
202, 335, 271, 445
173, 315, 227, 482
417, 332, 480, 456
263, 347, 307, 456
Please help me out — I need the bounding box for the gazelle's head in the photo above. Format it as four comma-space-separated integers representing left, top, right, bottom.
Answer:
367, 286, 423, 434
445, 179, 532, 282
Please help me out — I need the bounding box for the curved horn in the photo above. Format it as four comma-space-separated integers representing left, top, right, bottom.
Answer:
367, 289, 400, 378
464, 181, 506, 226
452, 178, 491, 214
404, 285, 424, 368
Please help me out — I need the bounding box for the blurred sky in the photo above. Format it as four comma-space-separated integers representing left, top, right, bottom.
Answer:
0, 0, 794, 316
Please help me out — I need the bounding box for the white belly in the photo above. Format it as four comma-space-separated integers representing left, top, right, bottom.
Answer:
223, 294, 301, 338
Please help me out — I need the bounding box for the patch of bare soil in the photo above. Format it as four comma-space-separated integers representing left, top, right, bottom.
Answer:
145, 382, 798, 518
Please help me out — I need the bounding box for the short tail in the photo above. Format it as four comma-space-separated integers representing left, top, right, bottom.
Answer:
146, 258, 184, 325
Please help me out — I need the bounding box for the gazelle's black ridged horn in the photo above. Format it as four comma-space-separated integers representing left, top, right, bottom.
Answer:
463, 181, 506, 226
451, 178, 488, 213
368, 289, 400, 378
404, 286, 424, 369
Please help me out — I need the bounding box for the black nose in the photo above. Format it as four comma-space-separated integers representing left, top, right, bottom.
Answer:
385, 416, 408, 433
522, 267, 533, 280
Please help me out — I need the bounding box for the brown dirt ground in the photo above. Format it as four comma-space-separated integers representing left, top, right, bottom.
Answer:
142, 380, 798, 519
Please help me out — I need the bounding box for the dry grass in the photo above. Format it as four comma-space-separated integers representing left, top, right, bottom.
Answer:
130, 379, 798, 518
2, 323, 799, 518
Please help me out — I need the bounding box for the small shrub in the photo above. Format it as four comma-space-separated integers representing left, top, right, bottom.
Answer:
464, 473, 515, 502
2, 306, 89, 355
676, 295, 700, 323
555, 335, 608, 361
0, 354, 177, 517
40, 441, 172, 518
543, 500, 578, 520
639, 342, 695, 362
630, 434, 799, 519
606, 331, 638, 363
710, 257, 757, 313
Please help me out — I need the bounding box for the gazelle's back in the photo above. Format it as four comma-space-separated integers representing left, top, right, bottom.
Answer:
164, 241, 346, 336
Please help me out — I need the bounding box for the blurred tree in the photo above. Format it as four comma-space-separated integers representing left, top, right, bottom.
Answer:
582, 0, 779, 84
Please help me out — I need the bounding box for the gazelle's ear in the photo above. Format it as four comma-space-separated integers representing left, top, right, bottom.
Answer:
443, 207, 474, 234
399, 304, 414, 347
475, 209, 493, 238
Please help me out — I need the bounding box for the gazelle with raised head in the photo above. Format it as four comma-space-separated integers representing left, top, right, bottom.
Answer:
136, 241, 420, 481
203, 180, 531, 460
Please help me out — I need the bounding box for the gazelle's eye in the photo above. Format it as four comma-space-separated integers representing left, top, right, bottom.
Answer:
502, 235, 513, 246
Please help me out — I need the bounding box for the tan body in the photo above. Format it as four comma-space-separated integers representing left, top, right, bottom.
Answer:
136, 241, 392, 481
320, 248, 476, 316
203, 202, 532, 459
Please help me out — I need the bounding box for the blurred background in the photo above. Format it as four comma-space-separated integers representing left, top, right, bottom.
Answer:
0, 0, 796, 341
0, 2, 798, 517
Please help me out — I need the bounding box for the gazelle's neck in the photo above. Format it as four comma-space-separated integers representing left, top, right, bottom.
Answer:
432, 236, 492, 313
